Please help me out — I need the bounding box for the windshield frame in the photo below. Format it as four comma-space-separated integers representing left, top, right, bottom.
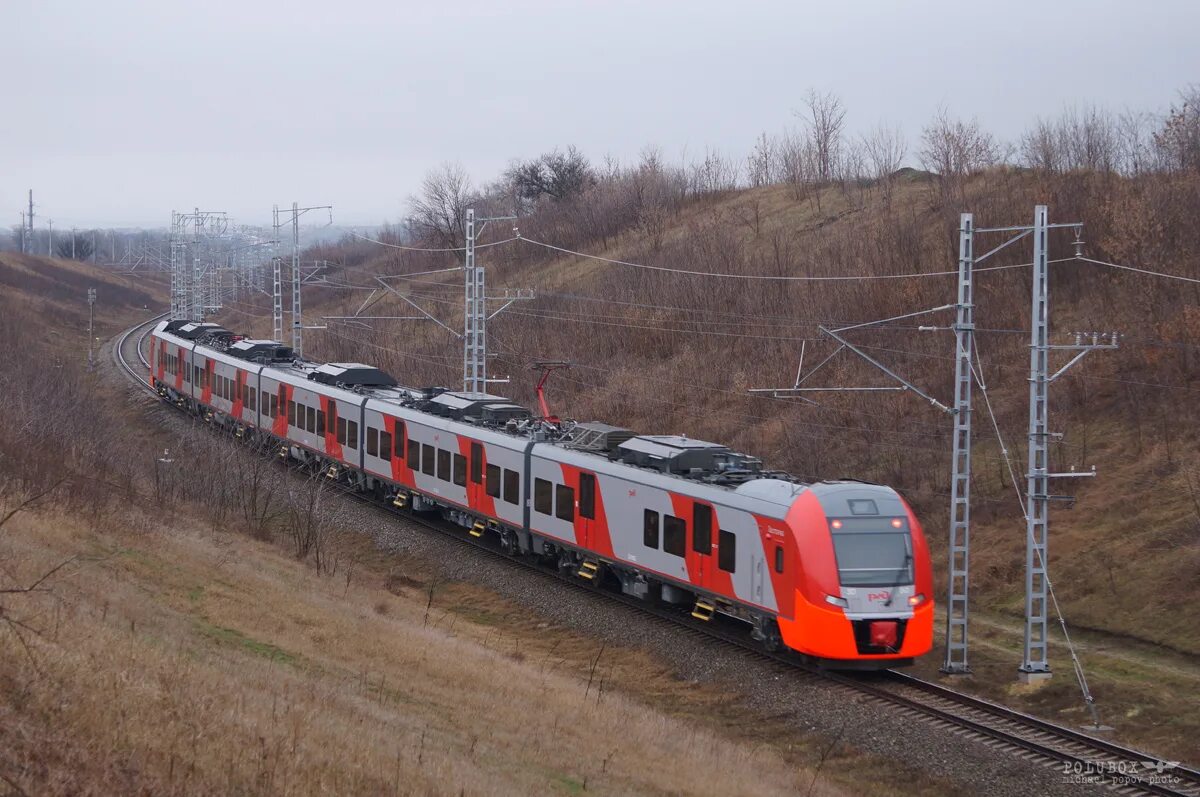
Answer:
829, 523, 914, 588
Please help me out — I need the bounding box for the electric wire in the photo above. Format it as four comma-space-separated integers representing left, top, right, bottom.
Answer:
519, 236, 1032, 281
1072, 255, 1200, 285
346, 230, 519, 253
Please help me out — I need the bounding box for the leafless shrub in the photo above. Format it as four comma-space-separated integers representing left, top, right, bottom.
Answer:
861, 123, 907, 204
407, 162, 479, 249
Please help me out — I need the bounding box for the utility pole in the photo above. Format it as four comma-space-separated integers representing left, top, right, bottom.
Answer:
292, 201, 301, 353
273, 201, 331, 356
463, 208, 531, 393
1021, 204, 1052, 682
272, 205, 283, 342
192, 207, 203, 320
87, 288, 97, 369
27, 190, 34, 254
169, 210, 183, 319
464, 208, 486, 393
71, 227, 77, 259
48, 219, 53, 256
941, 213, 975, 674
1018, 205, 1118, 683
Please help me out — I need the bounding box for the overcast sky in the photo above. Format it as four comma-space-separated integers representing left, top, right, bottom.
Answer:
3, 0, 1197, 229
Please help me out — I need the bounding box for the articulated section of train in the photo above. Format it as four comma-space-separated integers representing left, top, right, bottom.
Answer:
150, 320, 933, 667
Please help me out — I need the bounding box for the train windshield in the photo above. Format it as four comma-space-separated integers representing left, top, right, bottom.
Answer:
832, 532, 912, 587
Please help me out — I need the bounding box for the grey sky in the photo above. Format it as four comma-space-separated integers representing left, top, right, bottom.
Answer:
3, 0, 1197, 229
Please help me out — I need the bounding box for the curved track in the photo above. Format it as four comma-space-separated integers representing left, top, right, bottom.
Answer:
112, 316, 1200, 797
114, 312, 164, 396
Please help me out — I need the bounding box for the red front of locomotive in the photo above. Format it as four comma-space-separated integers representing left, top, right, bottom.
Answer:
776, 484, 933, 666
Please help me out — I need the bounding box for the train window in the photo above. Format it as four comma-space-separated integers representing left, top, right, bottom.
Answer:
693, 504, 712, 555
643, 510, 659, 549
394, 422, 405, 459
848, 499, 878, 516
316, 409, 325, 436
346, 420, 358, 449
262, 391, 270, 414
470, 443, 483, 484
380, 430, 392, 460
774, 545, 784, 574
503, 469, 519, 505
421, 444, 435, 476
534, 478, 552, 515
555, 484, 574, 522
336, 417, 346, 444
288, 400, 296, 427
486, 464, 501, 498
367, 427, 378, 457
270, 394, 278, 419
306, 406, 316, 433
579, 473, 596, 520
718, 529, 736, 573
663, 515, 686, 557
453, 454, 467, 486
407, 439, 420, 470
437, 449, 451, 481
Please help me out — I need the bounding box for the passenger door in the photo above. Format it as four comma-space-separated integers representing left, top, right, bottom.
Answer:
578, 472, 596, 550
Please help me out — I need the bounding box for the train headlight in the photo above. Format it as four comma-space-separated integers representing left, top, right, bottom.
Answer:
908, 593, 925, 607
825, 594, 849, 608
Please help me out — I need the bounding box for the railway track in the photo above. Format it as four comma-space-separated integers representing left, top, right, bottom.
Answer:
112, 315, 1200, 797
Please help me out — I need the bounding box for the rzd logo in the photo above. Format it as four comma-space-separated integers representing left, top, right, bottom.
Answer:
867, 591, 891, 602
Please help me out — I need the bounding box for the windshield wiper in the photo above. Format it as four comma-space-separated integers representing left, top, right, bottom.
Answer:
882, 550, 913, 607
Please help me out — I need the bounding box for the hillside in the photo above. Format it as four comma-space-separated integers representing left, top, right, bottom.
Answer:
0, 253, 867, 794
212, 168, 1200, 757
261, 170, 1200, 652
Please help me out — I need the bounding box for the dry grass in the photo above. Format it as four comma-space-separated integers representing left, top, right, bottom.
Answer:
0, 505, 857, 796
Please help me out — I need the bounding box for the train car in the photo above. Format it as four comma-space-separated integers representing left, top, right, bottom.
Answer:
148, 320, 933, 667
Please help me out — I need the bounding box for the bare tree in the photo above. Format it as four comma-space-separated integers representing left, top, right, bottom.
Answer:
1020, 117, 1062, 174
406, 162, 478, 249
1116, 109, 1156, 175
746, 132, 777, 187
920, 108, 1000, 178
861, 123, 906, 203
1153, 84, 1200, 173
798, 89, 846, 184
776, 129, 814, 201
507, 146, 595, 205
54, 232, 95, 260
689, 147, 741, 195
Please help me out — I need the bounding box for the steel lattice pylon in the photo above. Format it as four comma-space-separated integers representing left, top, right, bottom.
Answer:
942, 213, 975, 674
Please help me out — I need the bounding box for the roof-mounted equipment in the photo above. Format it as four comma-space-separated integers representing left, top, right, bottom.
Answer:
308, 362, 398, 389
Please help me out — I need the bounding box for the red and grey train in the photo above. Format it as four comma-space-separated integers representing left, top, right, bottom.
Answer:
149, 320, 933, 667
